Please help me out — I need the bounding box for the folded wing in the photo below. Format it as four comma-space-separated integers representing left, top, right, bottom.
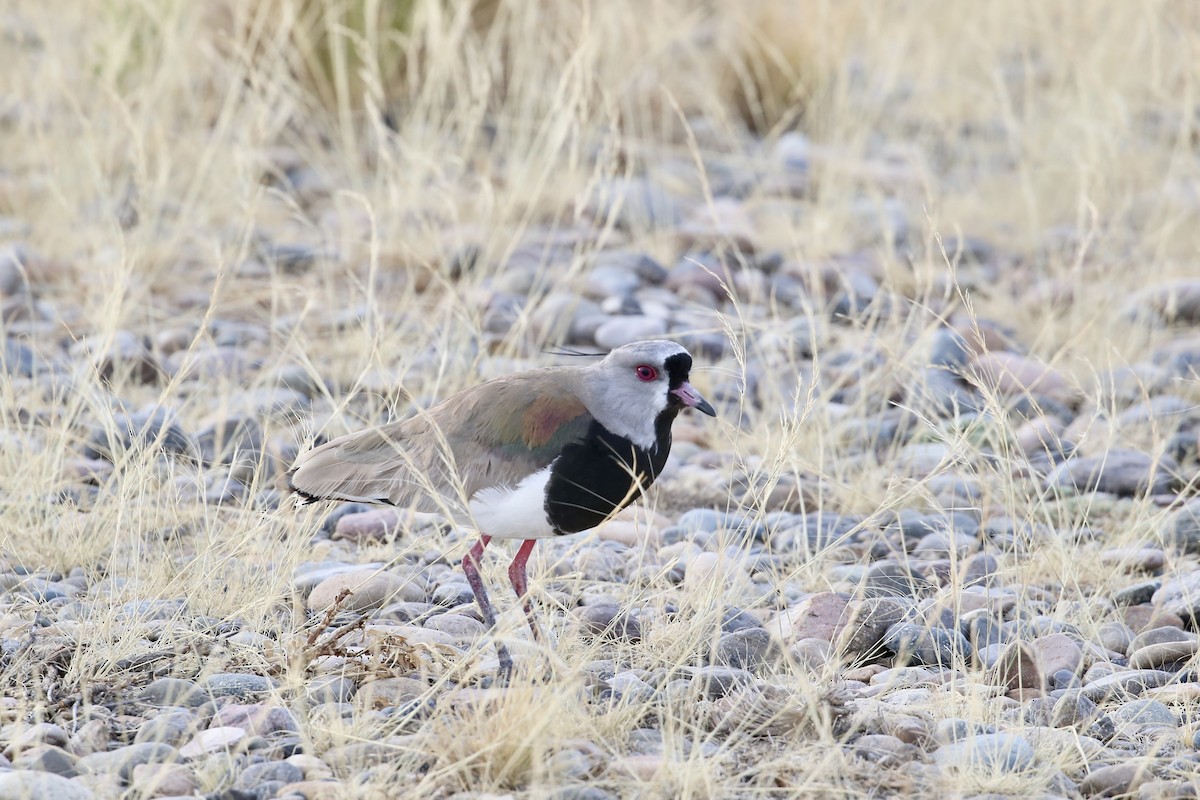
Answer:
282, 371, 592, 514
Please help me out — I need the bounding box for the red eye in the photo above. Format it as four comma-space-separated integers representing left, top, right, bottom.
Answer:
635, 365, 658, 381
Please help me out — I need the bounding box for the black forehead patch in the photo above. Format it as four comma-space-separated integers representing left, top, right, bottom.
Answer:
663, 352, 692, 389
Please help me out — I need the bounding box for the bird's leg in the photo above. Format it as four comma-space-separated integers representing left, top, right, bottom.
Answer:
461, 535, 512, 685
507, 538, 542, 642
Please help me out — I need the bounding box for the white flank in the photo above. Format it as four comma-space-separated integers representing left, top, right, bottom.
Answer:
468, 465, 556, 540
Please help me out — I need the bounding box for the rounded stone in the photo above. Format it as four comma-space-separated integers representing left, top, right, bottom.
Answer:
10, 745, 77, 777
306, 569, 414, 612
129, 763, 197, 797
932, 733, 1036, 774
134, 711, 195, 746
238, 760, 304, 788
715, 628, 776, 671
578, 605, 641, 642
593, 316, 669, 350
1110, 699, 1177, 727
76, 743, 180, 781
883, 622, 971, 666
178, 727, 246, 758
1129, 640, 1200, 669
423, 613, 487, 641
1080, 762, 1154, 797
199, 673, 277, 700
0, 771, 94, 800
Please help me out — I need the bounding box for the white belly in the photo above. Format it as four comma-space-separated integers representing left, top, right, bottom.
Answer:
468, 466, 557, 540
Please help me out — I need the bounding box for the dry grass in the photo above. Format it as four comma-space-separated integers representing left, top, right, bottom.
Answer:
1, 0, 1199, 797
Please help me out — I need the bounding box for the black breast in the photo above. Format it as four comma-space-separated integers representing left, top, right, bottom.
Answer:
544, 414, 675, 534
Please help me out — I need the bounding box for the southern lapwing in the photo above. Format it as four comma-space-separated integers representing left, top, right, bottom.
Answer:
283, 340, 716, 681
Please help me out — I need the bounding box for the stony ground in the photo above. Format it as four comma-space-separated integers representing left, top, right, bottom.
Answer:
2, 1, 1200, 799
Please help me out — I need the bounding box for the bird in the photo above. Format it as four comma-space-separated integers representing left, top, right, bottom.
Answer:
282, 339, 716, 682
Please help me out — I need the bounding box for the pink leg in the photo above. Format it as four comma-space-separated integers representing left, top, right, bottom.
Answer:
507, 539, 541, 641
461, 535, 512, 683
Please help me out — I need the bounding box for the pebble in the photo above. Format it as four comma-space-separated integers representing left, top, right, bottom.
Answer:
306, 569, 417, 611
968, 352, 1076, 403
883, 622, 971, 666
0, 771, 94, 800
134, 711, 195, 746
199, 673, 277, 700
715, 627, 776, 670
1080, 762, 1154, 797
578, 605, 642, 642
11, 745, 77, 777
129, 763, 197, 797
1082, 670, 1176, 701
76, 742, 180, 781
593, 315, 669, 349
140, 678, 205, 708
332, 509, 405, 542
1110, 699, 1176, 727
178, 726, 246, 757
1152, 573, 1200, 623
932, 733, 1036, 773
1047, 449, 1179, 497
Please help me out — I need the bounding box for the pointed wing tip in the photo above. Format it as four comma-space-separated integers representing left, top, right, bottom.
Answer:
278, 468, 322, 508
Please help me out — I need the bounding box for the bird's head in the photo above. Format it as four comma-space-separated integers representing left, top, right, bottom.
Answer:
583, 340, 715, 449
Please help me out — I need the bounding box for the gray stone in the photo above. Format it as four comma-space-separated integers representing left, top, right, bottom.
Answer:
237, 760, 303, 789
1166, 500, 1200, 554
1, 339, 36, 377
608, 673, 656, 704
884, 622, 970, 666
10, 745, 78, 777
715, 627, 776, 671
0, 771, 94, 800
1096, 622, 1135, 654
140, 678, 204, 707
133, 711, 195, 746
593, 315, 669, 350
932, 733, 1036, 773
5, 722, 69, 754
691, 666, 753, 699
1152, 573, 1200, 623
1110, 699, 1177, 727
423, 613, 487, 641
578, 605, 641, 642
431, 581, 475, 607
1114, 580, 1162, 607
1128, 626, 1195, 653
852, 734, 919, 768
1080, 762, 1155, 798
303, 675, 357, 705
86, 407, 196, 463
76, 742, 179, 781
590, 178, 685, 231
863, 562, 926, 598
1129, 640, 1200, 669
1023, 691, 1101, 729
548, 787, 619, 800
1047, 449, 1179, 497
1082, 670, 1175, 701
840, 597, 910, 655
306, 569, 414, 612
199, 673, 277, 700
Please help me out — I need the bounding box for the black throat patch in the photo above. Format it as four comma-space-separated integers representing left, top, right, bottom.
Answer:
544, 418, 675, 534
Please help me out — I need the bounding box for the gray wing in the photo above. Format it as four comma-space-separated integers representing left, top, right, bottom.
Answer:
282, 372, 592, 512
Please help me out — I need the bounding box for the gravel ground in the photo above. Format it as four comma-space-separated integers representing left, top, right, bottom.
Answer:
2, 3, 1200, 799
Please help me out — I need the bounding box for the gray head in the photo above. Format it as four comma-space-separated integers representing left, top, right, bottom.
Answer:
579, 340, 716, 449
